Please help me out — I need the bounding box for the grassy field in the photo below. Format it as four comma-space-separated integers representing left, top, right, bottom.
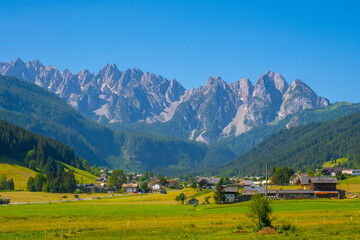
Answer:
0, 155, 97, 191
0, 155, 36, 190
62, 163, 97, 183
1, 191, 360, 239
323, 158, 349, 168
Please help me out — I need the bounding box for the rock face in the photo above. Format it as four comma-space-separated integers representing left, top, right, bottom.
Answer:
0, 58, 330, 143
279, 79, 329, 117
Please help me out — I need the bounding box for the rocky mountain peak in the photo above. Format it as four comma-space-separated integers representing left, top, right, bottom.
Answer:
13, 58, 25, 67
279, 79, 329, 117
262, 71, 288, 94
204, 76, 228, 91
0, 59, 331, 144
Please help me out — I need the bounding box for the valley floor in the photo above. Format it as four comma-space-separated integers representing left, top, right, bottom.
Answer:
1, 190, 360, 239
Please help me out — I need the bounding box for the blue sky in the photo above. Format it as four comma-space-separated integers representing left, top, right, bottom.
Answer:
0, 0, 359, 102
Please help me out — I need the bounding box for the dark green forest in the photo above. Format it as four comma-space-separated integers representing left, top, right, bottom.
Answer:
209, 112, 360, 176
0, 74, 117, 166
0, 119, 87, 192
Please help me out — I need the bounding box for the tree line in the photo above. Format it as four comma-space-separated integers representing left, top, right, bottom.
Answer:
0, 119, 89, 193
212, 112, 360, 176
0, 175, 14, 191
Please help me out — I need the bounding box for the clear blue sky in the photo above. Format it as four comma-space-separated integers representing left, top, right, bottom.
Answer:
1, 0, 359, 103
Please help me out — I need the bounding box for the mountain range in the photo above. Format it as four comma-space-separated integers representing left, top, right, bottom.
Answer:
0, 74, 235, 173
0, 58, 329, 144
3, 58, 360, 177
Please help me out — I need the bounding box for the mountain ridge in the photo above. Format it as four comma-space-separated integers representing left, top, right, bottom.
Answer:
0, 74, 235, 173
0, 58, 329, 144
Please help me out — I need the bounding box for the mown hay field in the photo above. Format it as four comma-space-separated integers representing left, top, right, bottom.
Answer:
1, 191, 360, 239
0, 156, 36, 190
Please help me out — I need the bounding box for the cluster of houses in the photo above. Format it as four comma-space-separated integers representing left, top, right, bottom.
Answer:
239, 176, 345, 200
192, 174, 347, 204
321, 167, 360, 177
75, 166, 357, 204
77, 172, 179, 194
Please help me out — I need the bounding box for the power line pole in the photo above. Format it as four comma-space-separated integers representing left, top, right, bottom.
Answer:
265, 162, 268, 197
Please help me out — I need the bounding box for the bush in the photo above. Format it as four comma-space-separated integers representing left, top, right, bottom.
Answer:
277, 223, 296, 234
175, 193, 187, 205
247, 194, 274, 230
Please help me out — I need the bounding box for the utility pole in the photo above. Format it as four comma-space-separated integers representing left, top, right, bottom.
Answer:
265, 162, 268, 197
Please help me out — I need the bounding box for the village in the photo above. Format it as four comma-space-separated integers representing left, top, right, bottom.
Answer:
73, 166, 360, 205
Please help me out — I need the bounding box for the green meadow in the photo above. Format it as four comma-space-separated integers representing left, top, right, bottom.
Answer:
1, 192, 360, 239
0, 156, 36, 190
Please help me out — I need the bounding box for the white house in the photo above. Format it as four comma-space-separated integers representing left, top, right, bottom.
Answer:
342, 169, 360, 176
223, 187, 238, 203
152, 182, 162, 191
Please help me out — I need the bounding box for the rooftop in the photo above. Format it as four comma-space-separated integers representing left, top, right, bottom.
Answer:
310, 177, 339, 184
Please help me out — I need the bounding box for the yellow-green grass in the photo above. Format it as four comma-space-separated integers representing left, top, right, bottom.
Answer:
62, 163, 97, 183
0, 155, 36, 190
1, 195, 360, 239
0, 191, 117, 203
323, 158, 348, 168
338, 176, 360, 192
106, 189, 215, 204
0, 189, 210, 204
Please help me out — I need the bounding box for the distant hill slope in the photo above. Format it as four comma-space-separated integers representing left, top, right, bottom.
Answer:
62, 163, 96, 183
0, 156, 96, 190
0, 75, 235, 173
109, 131, 235, 173
0, 155, 36, 190
0, 74, 117, 166
210, 112, 360, 176
219, 102, 360, 156
0, 119, 99, 189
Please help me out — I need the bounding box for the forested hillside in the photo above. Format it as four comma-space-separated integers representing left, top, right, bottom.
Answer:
210, 112, 360, 176
0, 119, 89, 170
219, 102, 360, 156
0, 75, 236, 173
0, 75, 117, 165
110, 130, 235, 173
0, 119, 90, 192
110, 130, 235, 174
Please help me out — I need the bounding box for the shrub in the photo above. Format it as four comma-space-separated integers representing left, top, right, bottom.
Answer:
247, 194, 274, 230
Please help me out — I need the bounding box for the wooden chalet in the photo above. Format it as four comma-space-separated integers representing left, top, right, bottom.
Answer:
122, 183, 139, 193
296, 176, 310, 190
310, 177, 342, 199
164, 180, 177, 189
243, 185, 265, 194
236, 180, 255, 188
223, 187, 238, 203
197, 178, 221, 190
